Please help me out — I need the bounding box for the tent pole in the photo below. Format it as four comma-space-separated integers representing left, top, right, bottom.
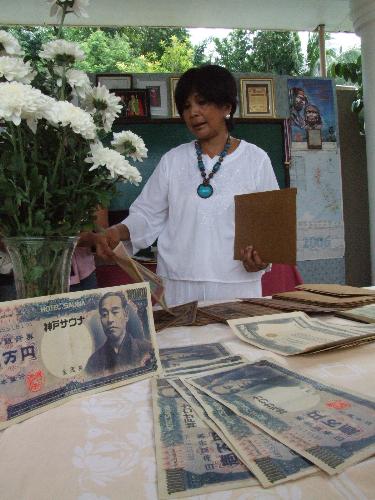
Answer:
318, 24, 327, 77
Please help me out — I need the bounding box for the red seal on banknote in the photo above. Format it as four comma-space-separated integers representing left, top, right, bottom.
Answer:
26, 370, 45, 392
326, 400, 351, 410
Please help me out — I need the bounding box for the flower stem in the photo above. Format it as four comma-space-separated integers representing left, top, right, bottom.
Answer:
56, 2, 69, 38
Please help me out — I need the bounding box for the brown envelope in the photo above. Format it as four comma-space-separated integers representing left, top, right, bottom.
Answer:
234, 188, 297, 265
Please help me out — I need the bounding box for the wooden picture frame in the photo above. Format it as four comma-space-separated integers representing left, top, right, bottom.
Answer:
95, 73, 133, 90
240, 78, 275, 118
307, 128, 323, 149
170, 77, 180, 118
113, 89, 151, 122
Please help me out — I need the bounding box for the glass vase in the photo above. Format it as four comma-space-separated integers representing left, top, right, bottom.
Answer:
3, 236, 78, 299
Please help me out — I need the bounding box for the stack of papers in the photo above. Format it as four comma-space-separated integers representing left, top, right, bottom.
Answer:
228, 311, 375, 355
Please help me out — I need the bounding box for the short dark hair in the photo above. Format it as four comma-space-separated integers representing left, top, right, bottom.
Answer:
99, 292, 128, 316
174, 65, 237, 131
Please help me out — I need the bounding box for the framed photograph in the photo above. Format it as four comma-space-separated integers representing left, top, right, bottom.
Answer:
112, 89, 150, 122
170, 77, 180, 118
134, 77, 168, 117
307, 128, 322, 149
240, 78, 275, 118
95, 73, 132, 90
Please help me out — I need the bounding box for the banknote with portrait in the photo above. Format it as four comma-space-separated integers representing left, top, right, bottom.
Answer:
178, 380, 316, 487
186, 359, 375, 475
0, 283, 160, 429
152, 378, 257, 498
228, 311, 375, 355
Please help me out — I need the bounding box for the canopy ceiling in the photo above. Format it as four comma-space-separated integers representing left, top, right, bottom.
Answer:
0, 0, 354, 33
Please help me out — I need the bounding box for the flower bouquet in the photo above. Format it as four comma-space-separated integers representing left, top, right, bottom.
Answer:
0, 0, 147, 298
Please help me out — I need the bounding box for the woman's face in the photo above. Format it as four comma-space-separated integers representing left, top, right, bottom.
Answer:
182, 93, 231, 142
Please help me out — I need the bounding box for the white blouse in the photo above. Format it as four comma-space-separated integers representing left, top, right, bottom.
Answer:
124, 139, 279, 284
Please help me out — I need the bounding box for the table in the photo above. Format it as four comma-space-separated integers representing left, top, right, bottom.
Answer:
0, 314, 374, 500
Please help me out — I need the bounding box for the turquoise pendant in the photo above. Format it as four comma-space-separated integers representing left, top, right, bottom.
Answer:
197, 183, 213, 198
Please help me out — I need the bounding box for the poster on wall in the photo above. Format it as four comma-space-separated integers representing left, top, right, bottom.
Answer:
289, 151, 345, 261
287, 78, 337, 146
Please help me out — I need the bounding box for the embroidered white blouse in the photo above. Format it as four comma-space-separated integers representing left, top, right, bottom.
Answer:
124, 139, 279, 284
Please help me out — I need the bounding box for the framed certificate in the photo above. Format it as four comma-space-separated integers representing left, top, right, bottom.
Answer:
95, 73, 132, 90
240, 78, 275, 118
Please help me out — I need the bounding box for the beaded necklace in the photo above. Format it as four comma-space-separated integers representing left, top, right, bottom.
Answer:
194, 134, 231, 199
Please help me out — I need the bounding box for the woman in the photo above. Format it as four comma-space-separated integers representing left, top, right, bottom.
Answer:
92, 65, 279, 306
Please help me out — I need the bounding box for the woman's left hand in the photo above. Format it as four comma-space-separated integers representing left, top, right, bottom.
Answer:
241, 245, 269, 273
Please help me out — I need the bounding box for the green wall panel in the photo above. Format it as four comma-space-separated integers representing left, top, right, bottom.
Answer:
110, 121, 285, 210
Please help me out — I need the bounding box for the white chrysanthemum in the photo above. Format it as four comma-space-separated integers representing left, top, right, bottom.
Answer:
48, 0, 90, 20
0, 57, 35, 84
111, 131, 148, 162
54, 67, 91, 98
0, 81, 52, 131
84, 84, 122, 132
0, 30, 23, 56
85, 142, 142, 184
39, 39, 84, 65
45, 100, 97, 140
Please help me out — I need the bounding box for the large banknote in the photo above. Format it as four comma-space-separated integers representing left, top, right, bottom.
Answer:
228, 311, 375, 355
0, 283, 160, 429
187, 359, 375, 475
152, 378, 257, 498
180, 380, 316, 487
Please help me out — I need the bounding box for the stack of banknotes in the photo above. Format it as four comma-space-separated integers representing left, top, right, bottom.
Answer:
228, 311, 375, 355
154, 343, 375, 498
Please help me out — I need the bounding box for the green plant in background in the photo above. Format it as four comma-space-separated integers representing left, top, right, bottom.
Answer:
331, 54, 364, 134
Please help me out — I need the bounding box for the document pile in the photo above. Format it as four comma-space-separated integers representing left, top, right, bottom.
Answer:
274, 283, 375, 309
228, 311, 375, 355
153, 300, 283, 332
153, 345, 375, 498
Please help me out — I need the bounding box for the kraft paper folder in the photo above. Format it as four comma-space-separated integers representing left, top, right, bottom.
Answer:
234, 188, 297, 265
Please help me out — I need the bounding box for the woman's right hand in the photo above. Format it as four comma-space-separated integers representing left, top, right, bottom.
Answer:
80, 224, 130, 262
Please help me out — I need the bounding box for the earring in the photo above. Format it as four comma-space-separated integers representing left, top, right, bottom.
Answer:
225, 114, 231, 119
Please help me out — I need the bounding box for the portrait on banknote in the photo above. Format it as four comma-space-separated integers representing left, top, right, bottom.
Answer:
85, 291, 152, 373
188, 360, 375, 475
0, 283, 160, 429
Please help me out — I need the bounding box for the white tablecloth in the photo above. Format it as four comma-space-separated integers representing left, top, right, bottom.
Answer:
0, 316, 374, 500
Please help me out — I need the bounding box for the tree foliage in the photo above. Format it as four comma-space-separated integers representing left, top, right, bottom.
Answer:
212, 30, 253, 72
330, 52, 364, 133
120, 27, 189, 59
251, 31, 303, 75
305, 32, 336, 76
211, 29, 303, 75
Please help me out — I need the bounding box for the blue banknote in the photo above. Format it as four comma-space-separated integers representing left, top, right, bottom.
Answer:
159, 343, 231, 369
152, 378, 257, 498
164, 355, 246, 378
0, 283, 159, 429
183, 381, 315, 487
187, 359, 375, 474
